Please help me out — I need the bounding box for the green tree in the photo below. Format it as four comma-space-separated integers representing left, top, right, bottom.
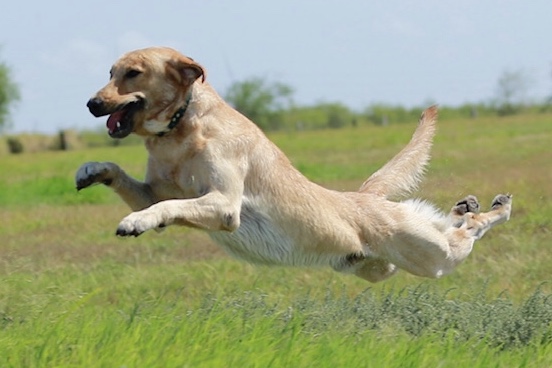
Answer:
0, 54, 20, 132
365, 104, 421, 125
225, 77, 293, 130
494, 69, 532, 116
321, 102, 353, 129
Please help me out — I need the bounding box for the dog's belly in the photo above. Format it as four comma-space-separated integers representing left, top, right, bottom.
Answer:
208, 202, 332, 267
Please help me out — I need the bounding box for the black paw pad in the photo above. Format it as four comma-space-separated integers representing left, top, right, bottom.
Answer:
454, 195, 480, 215
491, 194, 511, 209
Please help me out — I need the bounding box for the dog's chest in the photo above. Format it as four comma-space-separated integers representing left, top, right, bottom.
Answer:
148, 160, 209, 200
208, 197, 332, 267
147, 140, 209, 199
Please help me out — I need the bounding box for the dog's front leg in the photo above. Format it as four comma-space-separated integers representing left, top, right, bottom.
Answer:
75, 161, 157, 211
116, 191, 241, 237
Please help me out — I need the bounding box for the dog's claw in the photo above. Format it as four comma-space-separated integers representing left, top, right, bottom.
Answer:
75, 162, 115, 190
453, 195, 480, 215
116, 227, 142, 237
491, 193, 512, 210
116, 210, 162, 237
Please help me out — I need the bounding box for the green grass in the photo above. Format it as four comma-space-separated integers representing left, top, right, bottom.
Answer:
0, 112, 551, 367
1, 262, 550, 367
0, 266, 550, 367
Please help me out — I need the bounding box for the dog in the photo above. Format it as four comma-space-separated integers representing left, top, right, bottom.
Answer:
75, 47, 512, 282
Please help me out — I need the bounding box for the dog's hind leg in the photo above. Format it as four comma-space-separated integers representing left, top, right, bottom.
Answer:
440, 193, 513, 273
448, 195, 480, 227
332, 253, 398, 283
358, 194, 513, 280
451, 194, 512, 240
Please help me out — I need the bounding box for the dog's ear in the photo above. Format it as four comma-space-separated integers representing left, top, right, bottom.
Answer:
166, 55, 206, 85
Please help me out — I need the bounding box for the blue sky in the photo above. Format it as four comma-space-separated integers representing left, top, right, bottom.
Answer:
1, 0, 551, 133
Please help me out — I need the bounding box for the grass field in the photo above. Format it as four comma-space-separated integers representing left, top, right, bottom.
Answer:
0, 113, 551, 367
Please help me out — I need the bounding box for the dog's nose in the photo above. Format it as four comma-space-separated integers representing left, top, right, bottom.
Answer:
87, 97, 106, 117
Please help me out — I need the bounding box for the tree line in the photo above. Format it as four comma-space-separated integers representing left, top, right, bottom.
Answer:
0, 54, 550, 134
0, 53, 20, 133
224, 70, 552, 131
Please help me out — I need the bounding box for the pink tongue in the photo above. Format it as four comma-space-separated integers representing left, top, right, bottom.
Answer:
106, 110, 125, 133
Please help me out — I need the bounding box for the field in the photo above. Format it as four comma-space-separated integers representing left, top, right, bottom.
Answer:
1, 113, 551, 367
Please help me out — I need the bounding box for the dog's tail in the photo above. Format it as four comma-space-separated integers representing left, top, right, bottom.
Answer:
358, 106, 437, 199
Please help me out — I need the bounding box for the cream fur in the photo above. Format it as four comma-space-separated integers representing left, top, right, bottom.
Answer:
76, 47, 513, 282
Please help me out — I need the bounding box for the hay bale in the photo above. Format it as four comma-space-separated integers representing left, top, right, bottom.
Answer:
6, 136, 24, 154
10, 134, 54, 153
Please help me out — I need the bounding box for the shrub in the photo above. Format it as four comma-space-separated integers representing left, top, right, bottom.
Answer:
197, 285, 552, 351
6, 136, 23, 153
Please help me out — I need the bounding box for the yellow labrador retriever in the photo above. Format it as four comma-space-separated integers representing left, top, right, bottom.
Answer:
76, 47, 512, 282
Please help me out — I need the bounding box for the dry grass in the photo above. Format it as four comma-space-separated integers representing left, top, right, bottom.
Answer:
0, 204, 225, 275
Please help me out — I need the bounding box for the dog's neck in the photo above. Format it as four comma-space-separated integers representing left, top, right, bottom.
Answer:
156, 92, 193, 137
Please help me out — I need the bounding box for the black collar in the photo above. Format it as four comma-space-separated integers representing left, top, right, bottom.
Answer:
156, 93, 192, 137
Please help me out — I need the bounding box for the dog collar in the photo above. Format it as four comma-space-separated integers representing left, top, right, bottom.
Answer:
157, 93, 192, 137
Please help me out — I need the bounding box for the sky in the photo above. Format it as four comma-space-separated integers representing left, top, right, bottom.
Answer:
1, 0, 551, 134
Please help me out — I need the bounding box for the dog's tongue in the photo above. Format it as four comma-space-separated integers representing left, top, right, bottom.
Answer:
106, 110, 125, 133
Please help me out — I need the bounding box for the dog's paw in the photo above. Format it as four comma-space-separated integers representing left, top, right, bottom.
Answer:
116, 211, 164, 237
491, 193, 512, 210
75, 162, 118, 190
452, 195, 480, 215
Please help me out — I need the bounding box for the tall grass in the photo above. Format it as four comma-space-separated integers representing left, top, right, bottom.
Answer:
0, 112, 551, 366
1, 261, 550, 367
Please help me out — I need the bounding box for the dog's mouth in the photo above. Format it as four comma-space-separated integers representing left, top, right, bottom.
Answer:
105, 100, 144, 139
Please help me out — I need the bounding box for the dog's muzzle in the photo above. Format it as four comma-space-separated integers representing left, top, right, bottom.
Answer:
87, 97, 108, 117
86, 96, 144, 139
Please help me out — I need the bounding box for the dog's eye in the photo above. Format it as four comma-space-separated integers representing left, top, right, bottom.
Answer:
125, 69, 142, 79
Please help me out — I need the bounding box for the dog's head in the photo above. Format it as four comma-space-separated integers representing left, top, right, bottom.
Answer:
87, 47, 205, 138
